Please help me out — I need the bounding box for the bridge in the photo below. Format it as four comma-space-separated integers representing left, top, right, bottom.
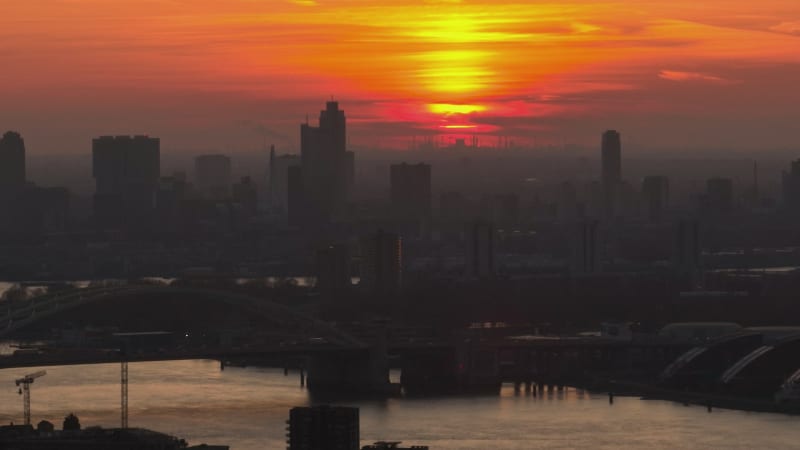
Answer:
2, 285, 800, 404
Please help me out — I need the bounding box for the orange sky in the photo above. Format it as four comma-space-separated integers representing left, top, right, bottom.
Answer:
3, 0, 800, 153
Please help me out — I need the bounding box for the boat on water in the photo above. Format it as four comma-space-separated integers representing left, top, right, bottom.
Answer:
774, 368, 800, 403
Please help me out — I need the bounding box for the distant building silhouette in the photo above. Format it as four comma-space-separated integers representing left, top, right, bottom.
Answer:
642, 176, 669, 222
390, 163, 431, 234
92, 135, 160, 228
571, 220, 600, 274
782, 159, 800, 213
465, 220, 495, 279
287, 165, 306, 227
486, 193, 519, 225
269, 151, 301, 214
345, 150, 356, 197
705, 177, 733, 213
0, 131, 26, 194
232, 176, 258, 217
601, 130, 622, 217
673, 219, 702, 285
287, 405, 359, 450
194, 154, 232, 201
316, 244, 352, 293
301, 101, 349, 222
360, 230, 402, 295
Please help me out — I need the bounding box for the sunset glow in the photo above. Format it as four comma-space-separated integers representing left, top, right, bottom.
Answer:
3, 1, 800, 152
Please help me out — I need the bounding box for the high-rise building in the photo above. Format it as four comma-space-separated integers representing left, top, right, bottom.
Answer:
92, 135, 160, 227
706, 177, 733, 213
316, 244, 352, 293
571, 220, 600, 274
287, 165, 306, 227
673, 219, 701, 283
360, 230, 402, 295
0, 131, 26, 194
232, 176, 258, 217
642, 176, 669, 222
269, 151, 301, 213
287, 405, 359, 450
601, 130, 622, 217
345, 150, 356, 196
301, 101, 348, 222
390, 163, 432, 224
195, 154, 232, 201
465, 221, 495, 279
782, 160, 800, 213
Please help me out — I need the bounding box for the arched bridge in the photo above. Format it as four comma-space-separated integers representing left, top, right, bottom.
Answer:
0, 284, 365, 348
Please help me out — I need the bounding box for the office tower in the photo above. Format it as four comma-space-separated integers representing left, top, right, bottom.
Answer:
345, 150, 355, 196
706, 177, 733, 212
92, 135, 160, 227
156, 173, 189, 230
782, 160, 800, 212
315, 244, 352, 293
390, 163, 432, 223
232, 176, 258, 217
287, 405, 359, 450
269, 152, 301, 213
0, 131, 26, 193
439, 191, 466, 222
673, 219, 701, 282
570, 220, 599, 274
487, 193, 519, 225
287, 165, 306, 227
465, 221, 495, 279
301, 101, 349, 222
601, 130, 622, 217
194, 154, 232, 201
642, 176, 669, 222
557, 182, 580, 222
360, 230, 402, 295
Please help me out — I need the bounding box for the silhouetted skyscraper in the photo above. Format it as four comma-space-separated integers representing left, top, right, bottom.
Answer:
301, 101, 348, 222
782, 160, 800, 213
465, 221, 495, 279
390, 163, 432, 230
195, 154, 232, 201
232, 176, 258, 217
288, 405, 359, 450
706, 177, 733, 213
269, 152, 301, 213
673, 219, 701, 285
316, 244, 352, 293
92, 135, 160, 227
0, 131, 26, 194
287, 165, 306, 227
360, 230, 402, 295
571, 220, 599, 274
642, 176, 669, 222
601, 130, 621, 217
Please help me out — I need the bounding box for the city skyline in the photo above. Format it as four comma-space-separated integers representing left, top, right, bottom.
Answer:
4, 1, 800, 154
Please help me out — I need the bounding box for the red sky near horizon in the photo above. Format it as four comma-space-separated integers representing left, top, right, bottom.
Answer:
3, 0, 800, 154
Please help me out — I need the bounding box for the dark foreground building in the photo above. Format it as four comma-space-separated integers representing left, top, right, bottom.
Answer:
288, 405, 359, 450
0, 425, 188, 450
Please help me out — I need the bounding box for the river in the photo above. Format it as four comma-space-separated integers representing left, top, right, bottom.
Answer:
0, 360, 799, 449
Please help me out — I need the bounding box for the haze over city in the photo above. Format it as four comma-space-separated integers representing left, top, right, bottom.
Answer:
3, 1, 800, 450
4, 0, 800, 153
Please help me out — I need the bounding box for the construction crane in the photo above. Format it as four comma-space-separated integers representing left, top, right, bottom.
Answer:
121, 361, 128, 429
15, 370, 46, 425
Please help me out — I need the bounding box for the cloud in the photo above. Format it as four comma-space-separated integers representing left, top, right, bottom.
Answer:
770, 21, 800, 35
658, 70, 738, 84
288, 0, 317, 5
